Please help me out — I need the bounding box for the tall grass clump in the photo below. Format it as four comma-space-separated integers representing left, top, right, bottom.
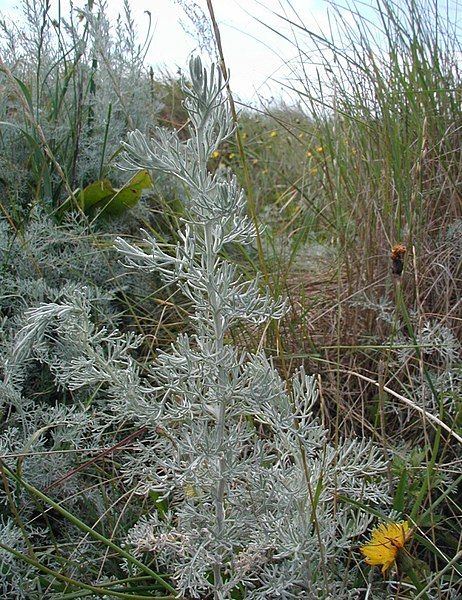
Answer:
250, 1, 462, 429
294, 0, 461, 265
243, 1, 462, 596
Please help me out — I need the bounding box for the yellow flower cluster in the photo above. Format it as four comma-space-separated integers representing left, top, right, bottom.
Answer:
360, 521, 411, 575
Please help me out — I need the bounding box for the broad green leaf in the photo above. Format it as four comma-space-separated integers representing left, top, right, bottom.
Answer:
57, 170, 152, 220
94, 170, 152, 216
78, 178, 114, 212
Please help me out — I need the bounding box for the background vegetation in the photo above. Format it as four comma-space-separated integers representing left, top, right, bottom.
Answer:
0, 0, 460, 598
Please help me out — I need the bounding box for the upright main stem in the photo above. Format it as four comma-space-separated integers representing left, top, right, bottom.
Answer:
204, 222, 228, 598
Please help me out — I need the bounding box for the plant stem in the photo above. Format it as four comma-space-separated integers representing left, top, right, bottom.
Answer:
204, 221, 227, 598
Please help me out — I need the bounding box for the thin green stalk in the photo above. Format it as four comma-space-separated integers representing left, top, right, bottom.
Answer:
0, 460, 178, 596
0, 461, 37, 559
0, 60, 80, 210
0, 542, 175, 600
413, 550, 462, 599
98, 102, 113, 179
397, 549, 429, 600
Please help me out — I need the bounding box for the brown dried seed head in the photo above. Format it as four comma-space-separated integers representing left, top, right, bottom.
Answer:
391, 244, 406, 276
391, 244, 406, 260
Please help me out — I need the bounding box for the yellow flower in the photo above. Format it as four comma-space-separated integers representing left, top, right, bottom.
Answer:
306, 150, 312, 158
270, 130, 278, 138
360, 521, 411, 575
229, 152, 236, 159
316, 146, 323, 153
212, 150, 220, 159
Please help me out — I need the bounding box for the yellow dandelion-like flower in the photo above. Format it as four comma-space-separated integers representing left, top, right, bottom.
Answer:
360, 521, 411, 575
211, 150, 220, 159
270, 130, 278, 138
306, 150, 312, 158
316, 145, 323, 153
229, 152, 236, 159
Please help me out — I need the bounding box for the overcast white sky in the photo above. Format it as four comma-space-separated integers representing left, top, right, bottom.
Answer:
0, 0, 349, 105
1, 0, 459, 106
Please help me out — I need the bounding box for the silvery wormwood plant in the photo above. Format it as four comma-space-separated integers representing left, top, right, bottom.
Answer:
0, 206, 165, 597
113, 57, 389, 599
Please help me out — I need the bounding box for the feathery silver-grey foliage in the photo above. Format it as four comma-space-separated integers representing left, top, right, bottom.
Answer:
0, 204, 160, 597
